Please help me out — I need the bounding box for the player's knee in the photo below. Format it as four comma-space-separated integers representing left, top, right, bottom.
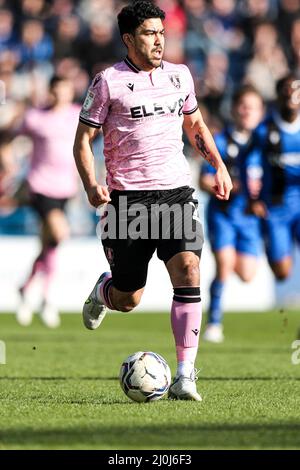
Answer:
271, 263, 291, 281
274, 269, 290, 281
239, 271, 256, 283
179, 258, 200, 284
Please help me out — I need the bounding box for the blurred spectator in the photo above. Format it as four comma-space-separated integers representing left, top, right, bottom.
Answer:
239, 0, 277, 44
75, 15, 121, 75
0, 8, 18, 54
19, 0, 51, 22
277, 0, 300, 48
204, 0, 244, 53
291, 18, 300, 77
0, 131, 17, 200
198, 48, 232, 119
53, 14, 81, 61
157, 0, 186, 37
78, 0, 115, 23
55, 56, 89, 100
245, 22, 290, 102
0, 51, 29, 128
183, 0, 209, 74
18, 19, 54, 71
0, 0, 298, 237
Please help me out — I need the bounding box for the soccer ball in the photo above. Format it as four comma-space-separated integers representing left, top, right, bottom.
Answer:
119, 351, 171, 403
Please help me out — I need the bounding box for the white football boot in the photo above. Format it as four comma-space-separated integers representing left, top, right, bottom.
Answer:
40, 302, 61, 329
82, 272, 109, 330
168, 369, 202, 401
16, 287, 33, 326
202, 323, 224, 343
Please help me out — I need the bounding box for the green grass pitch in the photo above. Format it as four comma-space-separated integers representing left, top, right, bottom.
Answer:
0, 311, 300, 450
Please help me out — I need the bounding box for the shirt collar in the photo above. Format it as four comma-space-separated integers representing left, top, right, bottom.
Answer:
273, 111, 300, 134
124, 56, 164, 73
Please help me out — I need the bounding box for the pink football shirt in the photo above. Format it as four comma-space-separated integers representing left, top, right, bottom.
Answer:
23, 104, 80, 199
80, 58, 198, 191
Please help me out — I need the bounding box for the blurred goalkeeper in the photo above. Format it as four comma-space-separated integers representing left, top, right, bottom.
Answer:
73, 1, 232, 401
15, 77, 80, 328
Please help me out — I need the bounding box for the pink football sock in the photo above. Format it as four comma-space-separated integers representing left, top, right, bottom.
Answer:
42, 246, 58, 302
21, 253, 46, 293
171, 287, 202, 365
98, 272, 115, 310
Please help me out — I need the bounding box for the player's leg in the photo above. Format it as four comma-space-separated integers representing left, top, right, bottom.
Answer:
38, 207, 69, 327
235, 254, 258, 281
264, 214, 292, 281
203, 246, 236, 343
83, 214, 156, 329
166, 251, 202, 401
157, 188, 204, 400
203, 210, 236, 343
234, 214, 261, 282
17, 194, 66, 326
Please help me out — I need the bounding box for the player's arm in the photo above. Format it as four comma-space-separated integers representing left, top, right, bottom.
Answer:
199, 172, 216, 195
73, 122, 110, 208
183, 109, 233, 200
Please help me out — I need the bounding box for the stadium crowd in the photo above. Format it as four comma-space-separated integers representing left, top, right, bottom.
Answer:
0, 0, 299, 235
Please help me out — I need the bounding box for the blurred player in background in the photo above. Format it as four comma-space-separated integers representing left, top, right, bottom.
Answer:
199, 85, 265, 343
247, 74, 300, 282
16, 76, 80, 328
73, 1, 232, 401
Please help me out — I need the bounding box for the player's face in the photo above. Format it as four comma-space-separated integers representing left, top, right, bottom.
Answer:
50, 80, 75, 106
131, 18, 165, 70
278, 78, 300, 113
233, 93, 264, 131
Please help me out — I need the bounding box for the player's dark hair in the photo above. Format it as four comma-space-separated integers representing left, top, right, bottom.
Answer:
232, 84, 263, 106
49, 75, 68, 89
117, 1, 165, 37
276, 73, 297, 97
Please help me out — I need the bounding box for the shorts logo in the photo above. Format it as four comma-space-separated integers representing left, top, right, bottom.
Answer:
169, 74, 181, 89
83, 91, 95, 111
105, 247, 115, 268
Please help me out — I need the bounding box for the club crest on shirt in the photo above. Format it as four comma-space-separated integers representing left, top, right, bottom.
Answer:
169, 74, 181, 89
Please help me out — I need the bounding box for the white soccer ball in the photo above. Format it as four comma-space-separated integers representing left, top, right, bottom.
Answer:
119, 351, 172, 403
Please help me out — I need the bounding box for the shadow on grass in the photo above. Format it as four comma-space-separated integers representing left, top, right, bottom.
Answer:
0, 422, 300, 449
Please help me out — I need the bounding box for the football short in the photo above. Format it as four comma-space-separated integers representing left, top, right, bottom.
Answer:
30, 192, 68, 219
207, 207, 261, 256
101, 186, 204, 292
264, 202, 300, 263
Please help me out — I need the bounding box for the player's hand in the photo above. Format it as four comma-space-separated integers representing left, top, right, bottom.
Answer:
245, 200, 268, 218
213, 164, 233, 201
86, 185, 111, 208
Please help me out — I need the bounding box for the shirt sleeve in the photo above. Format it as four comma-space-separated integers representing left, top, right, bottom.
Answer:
79, 72, 110, 128
182, 66, 198, 115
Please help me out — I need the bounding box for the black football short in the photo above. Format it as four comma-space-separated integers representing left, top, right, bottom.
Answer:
30, 192, 68, 219
101, 186, 204, 292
